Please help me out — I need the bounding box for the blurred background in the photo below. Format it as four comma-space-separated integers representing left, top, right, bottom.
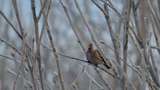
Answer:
0, 0, 160, 90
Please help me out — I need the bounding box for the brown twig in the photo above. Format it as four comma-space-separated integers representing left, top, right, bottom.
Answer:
121, 0, 131, 89
59, 0, 86, 53
30, 0, 44, 89
44, 0, 65, 89
0, 11, 23, 39
12, 0, 24, 37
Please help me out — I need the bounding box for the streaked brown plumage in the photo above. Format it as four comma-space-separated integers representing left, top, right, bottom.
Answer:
86, 43, 111, 69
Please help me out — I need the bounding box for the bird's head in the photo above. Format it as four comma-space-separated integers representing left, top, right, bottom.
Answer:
88, 43, 93, 50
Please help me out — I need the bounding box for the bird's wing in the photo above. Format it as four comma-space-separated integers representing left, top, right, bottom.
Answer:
93, 50, 104, 64
94, 50, 103, 59
94, 50, 111, 69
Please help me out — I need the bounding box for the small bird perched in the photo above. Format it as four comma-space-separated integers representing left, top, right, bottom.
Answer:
86, 43, 111, 69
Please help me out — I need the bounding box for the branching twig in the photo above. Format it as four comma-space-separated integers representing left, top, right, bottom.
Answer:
31, 0, 44, 89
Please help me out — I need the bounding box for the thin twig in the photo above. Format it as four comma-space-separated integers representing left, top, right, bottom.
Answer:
37, 0, 48, 21
0, 38, 21, 55
44, 0, 65, 89
0, 11, 22, 39
59, 0, 86, 53
122, 0, 131, 89
31, 0, 44, 89
0, 54, 19, 63
12, 0, 24, 37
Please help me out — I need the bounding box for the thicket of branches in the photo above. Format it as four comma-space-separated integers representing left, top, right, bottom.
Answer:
0, 0, 160, 90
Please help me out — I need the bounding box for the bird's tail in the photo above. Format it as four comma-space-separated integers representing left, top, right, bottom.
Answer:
103, 60, 112, 69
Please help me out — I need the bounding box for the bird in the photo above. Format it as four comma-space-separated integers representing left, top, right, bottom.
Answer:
86, 43, 111, 69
